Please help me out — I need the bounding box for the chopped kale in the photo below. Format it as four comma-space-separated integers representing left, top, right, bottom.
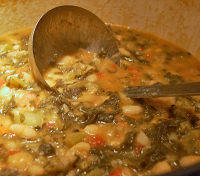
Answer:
144, 117, 187, 142
63, 86, 87, 99
38, 143, 55, 156
169, 105, 188, 119
120, 131, 137, 151
75, 69, 95, 80
97, 50, 108, 59
165, 72, 184, 84
190, 115, 199, 126
0, 169, 19, 176
131, 141, 168, 171
2, 96, 17, 114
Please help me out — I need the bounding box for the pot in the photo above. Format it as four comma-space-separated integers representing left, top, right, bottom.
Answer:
0, 0, 200, 175
1, 0, 200, 59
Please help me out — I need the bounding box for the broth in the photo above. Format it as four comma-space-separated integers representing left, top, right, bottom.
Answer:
0, 26, 200, 175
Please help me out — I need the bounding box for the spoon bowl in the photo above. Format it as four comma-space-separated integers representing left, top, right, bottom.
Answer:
29, 5, 120, 88
29, 5, 200, 98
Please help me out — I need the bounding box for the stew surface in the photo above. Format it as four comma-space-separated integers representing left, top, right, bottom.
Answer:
0, 26, 200, 176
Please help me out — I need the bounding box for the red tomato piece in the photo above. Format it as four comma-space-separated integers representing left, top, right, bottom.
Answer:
8, 132, 16, 138
139, 47, 145, 51
7, 149, 20, 155
88, 134, 103, 147
112, 64, 118, 70
46, 122, 56, 128
133, 77, 138, 84
127, 67, 135, 71
145, 54, 152, 59
126, 67, 140, 85
127, 67, 140, 72
109, 168, 122, 176
134, 142, 145, 155
1, 162, 7, 170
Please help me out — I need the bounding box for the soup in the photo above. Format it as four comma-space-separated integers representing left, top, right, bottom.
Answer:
0, 25, 200, 176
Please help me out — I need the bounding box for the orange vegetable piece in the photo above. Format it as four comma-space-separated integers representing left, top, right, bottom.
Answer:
16, 66, 31, 74
109, 168, 122, 176
98, 72, 107, 78
0, 127, 7, 136
0, 78, 5, 87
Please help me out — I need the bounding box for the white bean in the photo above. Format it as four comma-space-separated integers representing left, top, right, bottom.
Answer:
180, 155, 200, 167
148, 80, 158, 85
151, 161, 172, 175
87, 73, 98, 82
7, 50, 28, 58
119, 47, 131, 56
9, 124, 38, 138
122, 105, 143, 115
27, 165, 45, 175
66, 170, 76, 176
63, 104, 70, 113
58, 55, 76, 65
136, 131, 150, 146
13, 44, 20, 50
84, 124, 99, 135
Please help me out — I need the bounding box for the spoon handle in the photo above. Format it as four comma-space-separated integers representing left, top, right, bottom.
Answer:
123, 82, 200, 98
